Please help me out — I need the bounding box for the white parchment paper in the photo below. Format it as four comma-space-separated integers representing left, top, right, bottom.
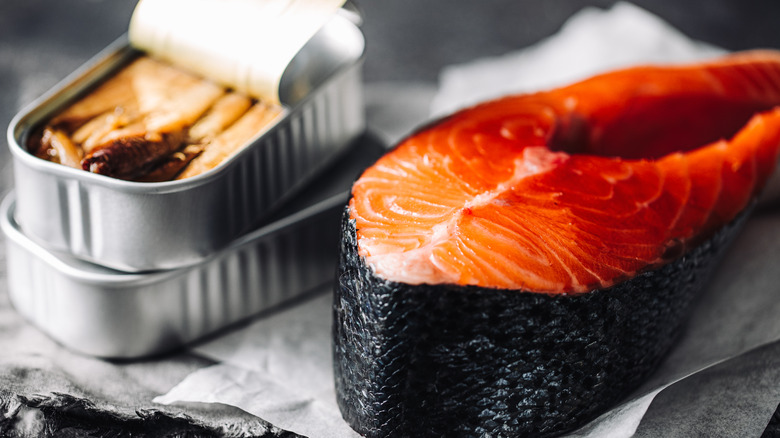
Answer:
430, 2, 725, 117
154, 3, 780, 437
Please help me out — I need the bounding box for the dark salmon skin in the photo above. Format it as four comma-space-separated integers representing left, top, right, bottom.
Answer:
334, 51, 780, 437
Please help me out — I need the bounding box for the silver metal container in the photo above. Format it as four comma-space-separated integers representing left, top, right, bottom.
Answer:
2, 134, 383, 358
7, 12, 365, 272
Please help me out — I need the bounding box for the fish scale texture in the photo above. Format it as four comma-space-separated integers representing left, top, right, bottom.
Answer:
333, 207, 748, 438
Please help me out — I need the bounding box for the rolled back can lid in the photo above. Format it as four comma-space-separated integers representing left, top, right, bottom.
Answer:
128, 0, 346, 106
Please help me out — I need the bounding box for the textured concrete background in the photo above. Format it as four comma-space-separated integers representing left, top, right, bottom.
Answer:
359, 0, 780, 82
2, 1, 780, 83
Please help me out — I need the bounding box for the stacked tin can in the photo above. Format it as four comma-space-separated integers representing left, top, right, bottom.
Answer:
2, 0, 370, 358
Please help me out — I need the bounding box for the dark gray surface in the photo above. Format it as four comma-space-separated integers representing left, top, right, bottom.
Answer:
360, 0, 780, 82
635, 340, 780, 438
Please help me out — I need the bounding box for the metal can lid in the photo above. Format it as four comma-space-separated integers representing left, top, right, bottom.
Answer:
128, 0, 346, 105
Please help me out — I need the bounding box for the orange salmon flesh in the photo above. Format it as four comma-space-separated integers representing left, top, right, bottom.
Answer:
349, 51, 780, 294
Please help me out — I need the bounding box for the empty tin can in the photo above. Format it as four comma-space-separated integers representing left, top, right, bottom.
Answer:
8, 11, 365, 272
2, 134, 383, 358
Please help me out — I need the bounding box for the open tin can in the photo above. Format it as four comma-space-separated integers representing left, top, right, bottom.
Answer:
2, 134, 383, 358
7, 7, 365, 272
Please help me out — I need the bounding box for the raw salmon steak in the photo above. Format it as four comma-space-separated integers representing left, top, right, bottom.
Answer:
334, 51, 780, 438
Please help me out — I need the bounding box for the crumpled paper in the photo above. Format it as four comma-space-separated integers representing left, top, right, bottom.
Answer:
154, 3, 780, 437
430, 1, 725, 117
154, 292, 360, 438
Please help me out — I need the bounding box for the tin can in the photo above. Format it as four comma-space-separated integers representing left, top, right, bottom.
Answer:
2, 134, 383, 358
7, 12, 365, 272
